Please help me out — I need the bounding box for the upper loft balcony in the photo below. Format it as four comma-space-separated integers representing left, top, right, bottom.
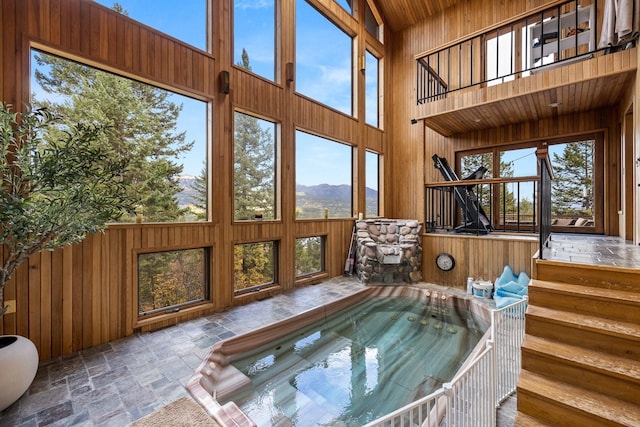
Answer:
413, 0, 638, 137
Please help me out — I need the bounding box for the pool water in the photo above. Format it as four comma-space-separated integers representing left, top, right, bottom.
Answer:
219, 296, 487, 426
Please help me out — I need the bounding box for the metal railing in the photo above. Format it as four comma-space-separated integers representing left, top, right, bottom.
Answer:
364, 297, 528, 427
538, 151, 554, 259
425, 176, 540, 235
417, 0, 599, 103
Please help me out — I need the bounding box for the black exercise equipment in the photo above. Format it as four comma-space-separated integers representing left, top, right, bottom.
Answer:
432, 154, 493, 234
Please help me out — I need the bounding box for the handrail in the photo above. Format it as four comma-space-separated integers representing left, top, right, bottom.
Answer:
425, 175, 540, 187
425, 175, 540, 234
538, 152, 553, 258
416, 0, 600, 103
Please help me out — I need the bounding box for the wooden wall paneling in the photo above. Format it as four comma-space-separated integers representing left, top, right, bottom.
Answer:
62, 245, 73, 355
39, 250, 52, 361
28, 251, 42, 356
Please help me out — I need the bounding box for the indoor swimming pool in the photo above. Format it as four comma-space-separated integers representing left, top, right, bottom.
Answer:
188, 286, 491, 426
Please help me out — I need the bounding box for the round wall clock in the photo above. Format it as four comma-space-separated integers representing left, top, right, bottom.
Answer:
436, 253, 455, 271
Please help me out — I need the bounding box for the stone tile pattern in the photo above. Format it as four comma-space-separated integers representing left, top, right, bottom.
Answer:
542, 233, 640, 267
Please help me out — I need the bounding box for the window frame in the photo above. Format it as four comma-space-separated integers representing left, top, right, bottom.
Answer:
233, 240, 279, 296
135, 246, 212, 320
232, 109, 281, 223
294, 129, 354, 220
294, 235, 326, 279
455, 133, 604, 234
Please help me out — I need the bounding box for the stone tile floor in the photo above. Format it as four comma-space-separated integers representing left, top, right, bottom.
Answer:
0, 277, 518, 427
542, 233, 640, 267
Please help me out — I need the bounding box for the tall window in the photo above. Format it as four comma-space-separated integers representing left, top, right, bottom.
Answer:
364, 1, 382, 41
295, 236, 324, 277
94, 1, 207, 51
550, 140, 595, 227
234, 0, 276, 81
295, 131, 353, 219
234, 242, 276, 294
31, 49, 208, 223
486, 29, 515, 86
233, 112, 277, 221
296, 0, 353, 115
366, 151, 380, 217
138, 248, 209, 316
365, 51, 380, 127
499, 147, 536, 227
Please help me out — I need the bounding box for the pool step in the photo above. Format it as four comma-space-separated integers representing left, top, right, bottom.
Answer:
521, 334, 640, 405
524, 305, 640, 361
528, 279, 640, 323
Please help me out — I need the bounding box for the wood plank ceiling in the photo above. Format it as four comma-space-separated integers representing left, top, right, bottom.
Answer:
420, 69, 636, 136
376, 0, 460, 31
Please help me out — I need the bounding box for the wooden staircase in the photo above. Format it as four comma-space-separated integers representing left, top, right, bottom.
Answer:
515, 260, 640, 426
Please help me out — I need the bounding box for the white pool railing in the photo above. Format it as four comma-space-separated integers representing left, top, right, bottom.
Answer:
364, 296, 528, 427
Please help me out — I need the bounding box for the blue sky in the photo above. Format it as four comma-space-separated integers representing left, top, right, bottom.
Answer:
37, 1, 375, 187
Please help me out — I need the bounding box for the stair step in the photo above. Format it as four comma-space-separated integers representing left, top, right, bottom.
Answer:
522, 334, 640, 404
529, 280, 640, 323
535, 260, 640, 292
525, 305, 640, 361
517, 370, 640, 426
514, 411, 555, 426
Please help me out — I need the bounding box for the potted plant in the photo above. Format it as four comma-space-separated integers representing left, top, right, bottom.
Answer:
0, 103, 132, 410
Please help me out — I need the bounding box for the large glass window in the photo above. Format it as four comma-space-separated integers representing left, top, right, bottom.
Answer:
364, 1, 382, 41
457, 140, 598, 231
366, 151, 380, 217
94, 1, 207, 51
295, 131, 353, 219
31, 49, 208, 223
234, 242, 276, 294
486, 29, 515, 86
234, 0, 275, 81
295, 236, 324, 277
499, 147, 537, 227
365, 51, 379, 127
550, 140, 595, 227
138, 248, 209, 316
296, 0, 353, 115
233, 111, 277, 221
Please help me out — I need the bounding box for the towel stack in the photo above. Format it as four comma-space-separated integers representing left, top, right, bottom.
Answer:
493, 265, 529, 309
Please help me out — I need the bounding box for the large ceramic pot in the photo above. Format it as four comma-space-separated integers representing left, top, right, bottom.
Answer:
0, 335, 39, 411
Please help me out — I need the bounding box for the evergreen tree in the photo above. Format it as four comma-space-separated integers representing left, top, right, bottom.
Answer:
295, 237, 322, 276
32, 50, 193, 222
551, 141, 594, 216
191, 162, 208, 220
233, 49, 275, 220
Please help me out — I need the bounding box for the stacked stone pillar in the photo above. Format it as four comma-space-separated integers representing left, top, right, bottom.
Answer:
354, 219, 423, 284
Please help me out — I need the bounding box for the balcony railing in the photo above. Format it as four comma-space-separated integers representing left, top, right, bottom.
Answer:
425, 176, 540, 235
425, 152, 554, 257
416, 0, 599, 103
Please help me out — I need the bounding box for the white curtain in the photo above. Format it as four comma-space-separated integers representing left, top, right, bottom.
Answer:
599, 0, 640, 48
